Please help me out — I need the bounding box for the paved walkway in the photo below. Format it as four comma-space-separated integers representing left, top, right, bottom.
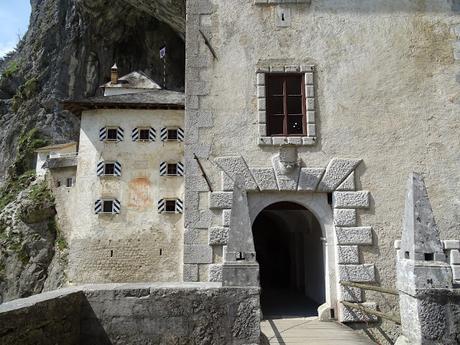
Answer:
260, 317, 375, 345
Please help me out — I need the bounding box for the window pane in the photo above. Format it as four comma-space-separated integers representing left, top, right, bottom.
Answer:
269, 115, 284, 135
103, 200, 113, 213
105, 164, 115, 175
270, 96, 284, 114
165, 200, 176, 212
167, 129, 178, 140
107, 129, 117, 140
286, 76, 302, 95
167, 164, 178, 175
287, 96, 302, 115
139, 129, 149, 140
287, 115, 304, 134
268, 77, 283, 95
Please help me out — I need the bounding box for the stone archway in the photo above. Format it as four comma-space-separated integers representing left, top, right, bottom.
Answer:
252, 201, 325, 318
193, 155, 376, 321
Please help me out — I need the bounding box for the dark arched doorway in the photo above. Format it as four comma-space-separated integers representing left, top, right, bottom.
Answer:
253, 202, 325, 318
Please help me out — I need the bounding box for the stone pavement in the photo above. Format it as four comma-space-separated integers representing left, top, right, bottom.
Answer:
260, 317, 375, 345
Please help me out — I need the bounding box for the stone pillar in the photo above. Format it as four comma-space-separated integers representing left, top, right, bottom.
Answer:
222, 176, 259, 287
395, 173, 455, 345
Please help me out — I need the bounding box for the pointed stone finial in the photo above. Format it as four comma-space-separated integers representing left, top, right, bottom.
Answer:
400, 173, 444, 261
225, 174, 256, 263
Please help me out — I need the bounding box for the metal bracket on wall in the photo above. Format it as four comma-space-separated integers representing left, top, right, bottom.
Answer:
199, 30, 218, 60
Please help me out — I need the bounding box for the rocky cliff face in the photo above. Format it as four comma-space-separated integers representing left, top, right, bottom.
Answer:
0, 0, 185, 302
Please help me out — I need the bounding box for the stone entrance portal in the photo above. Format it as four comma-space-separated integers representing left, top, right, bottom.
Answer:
253, 202, 325, 318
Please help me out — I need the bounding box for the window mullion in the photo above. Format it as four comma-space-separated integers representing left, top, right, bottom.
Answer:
283, 78, 288, 135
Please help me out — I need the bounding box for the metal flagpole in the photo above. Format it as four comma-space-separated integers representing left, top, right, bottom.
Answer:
160, 43, 167, 89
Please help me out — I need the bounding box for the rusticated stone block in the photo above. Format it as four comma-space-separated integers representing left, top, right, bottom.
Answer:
250, 168, 278, 191
336, 172, 356, 191
333, 191, 370, 209
339, 264, 376, 282
336, 227, 373, 245
334, 209, 357, 227
318, 158, 362, 192
340, 285, 363, 302
298, 168, 324, 191
214, 156, 258, 191
341, 302, 378, 322
209, 227, 229, 245
209, 192, 233, 209
208, 264, 223, 282
337, 245, 360, 264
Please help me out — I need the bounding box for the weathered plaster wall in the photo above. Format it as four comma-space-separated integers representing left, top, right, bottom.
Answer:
185, 0, 459, 341
68, 109, 184, 283
0, 283, 260, 345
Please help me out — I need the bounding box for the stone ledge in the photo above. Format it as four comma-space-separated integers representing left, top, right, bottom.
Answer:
257, 136, 316, 146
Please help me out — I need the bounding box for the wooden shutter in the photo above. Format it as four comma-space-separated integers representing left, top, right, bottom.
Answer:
149, 127, 156, 141
177, 128, 185, 142
158, 199, 166, 213
132, 128, 139, 141
112, 199, 121, 214
116, 127, 124, 141
175, 199, 184, 214
160, 127, 168, 142
94, 199, 102, 214
160, 162, 167, 176
99, 127, 107, 141
177, 162, 184, 176
114, 161, 122, 176
97, 161, 104, 176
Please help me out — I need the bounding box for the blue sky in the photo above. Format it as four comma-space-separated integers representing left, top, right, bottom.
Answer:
0, 1, 31, 57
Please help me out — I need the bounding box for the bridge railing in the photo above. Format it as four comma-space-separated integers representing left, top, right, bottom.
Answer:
340, 281, 401, 325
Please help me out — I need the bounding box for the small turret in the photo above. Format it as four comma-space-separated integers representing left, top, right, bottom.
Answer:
111, 64, 118, 85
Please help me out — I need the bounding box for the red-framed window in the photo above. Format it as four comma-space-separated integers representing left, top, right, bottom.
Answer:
266, 74, 306, 136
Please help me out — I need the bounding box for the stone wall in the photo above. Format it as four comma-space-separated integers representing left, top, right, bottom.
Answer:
0, 288, 82, 345
184, 0, 459, 341
0, 283, 260, 345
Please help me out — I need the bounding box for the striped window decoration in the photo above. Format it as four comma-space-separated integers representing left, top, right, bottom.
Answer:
160, 127, 185, 142
96, 161, 122, 177
177, 162, 184, 176
159, 162, 184, 176
157, 198, 184, 214
99, 127, 124, 142
132, 127, 156, 142
94, 199, 121, 215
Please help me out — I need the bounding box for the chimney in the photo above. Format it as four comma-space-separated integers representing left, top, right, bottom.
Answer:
111, 64, 118, 84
